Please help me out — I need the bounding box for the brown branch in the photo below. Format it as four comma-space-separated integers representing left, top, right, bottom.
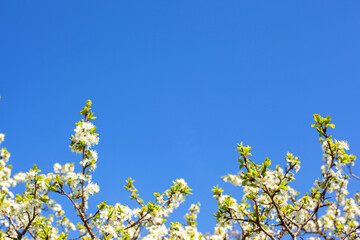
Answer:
7, 217, 20, 237
253, 199, 277, 240
28, 230, 38, 240
341, 224, 360, 240
11, 179, 39, 239
17, 208, 37, 240
241, 156, 293, 239
124, 212, 150, 230
262, 185, 295, 238
347, 165, 360, 181
85, 208, 100, 222
58, 188, 95, 239
296, 129, 337, 237
301, 228, 334, 240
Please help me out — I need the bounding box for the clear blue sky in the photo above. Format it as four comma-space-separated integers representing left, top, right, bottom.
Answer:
0, 1, 359, 233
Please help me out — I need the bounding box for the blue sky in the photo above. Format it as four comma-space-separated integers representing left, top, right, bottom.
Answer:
0, 1, 360, 233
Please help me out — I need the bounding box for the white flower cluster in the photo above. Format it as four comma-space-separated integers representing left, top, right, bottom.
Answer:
92, 179, 195, 240
222, 174, 241, 186
338, 140, 350, 150
0, 134, 15, 195
70, 121, 99, 153
212, 117, 359, 240
0, 155, 75, 239
285, 152, 301, 173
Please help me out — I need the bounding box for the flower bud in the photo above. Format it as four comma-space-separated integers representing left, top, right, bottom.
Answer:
86, 99, 92, 107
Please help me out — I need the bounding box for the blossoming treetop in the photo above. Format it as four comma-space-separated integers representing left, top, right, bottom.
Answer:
0, 100, 359, 239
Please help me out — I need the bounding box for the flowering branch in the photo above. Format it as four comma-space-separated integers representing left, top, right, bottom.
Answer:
0, 101, 359, 240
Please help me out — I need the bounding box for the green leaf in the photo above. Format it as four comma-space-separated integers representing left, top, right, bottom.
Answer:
314, 114, 321, 123
264, 157, 271, 167
97, 201, 107, 210
325, 115, 331, 124
0, 194, 5, 204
